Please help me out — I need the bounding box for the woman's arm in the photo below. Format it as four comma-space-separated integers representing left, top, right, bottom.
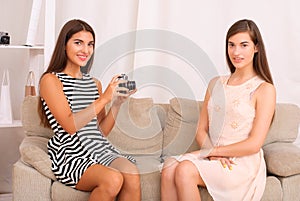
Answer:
95, 77, 135, 136
40, 73, 78, 134
94, 78, 119, 136
195, 77, 218, 150
209, 82, 276, 158
97, 101, 122, 137
40, 73, 115, 134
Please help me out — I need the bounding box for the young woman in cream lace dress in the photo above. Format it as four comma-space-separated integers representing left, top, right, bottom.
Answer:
161, 19, 276, 201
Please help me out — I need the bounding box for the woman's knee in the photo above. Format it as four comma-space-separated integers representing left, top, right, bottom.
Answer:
100, 170, 124, 196
175, 161, 197, 185
123, 172, 141, 191
110, 157, 139, 175
161, 166, 174, 182
77, 165, 124, 197
161, 160, 178, 183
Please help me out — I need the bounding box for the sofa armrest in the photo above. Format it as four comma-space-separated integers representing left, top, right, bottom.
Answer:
263, 142, 300, 177
19, 136, 56, 180
13, 160, 52, 201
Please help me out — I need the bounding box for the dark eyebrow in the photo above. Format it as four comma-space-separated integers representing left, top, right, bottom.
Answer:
228, 41, 249, 45
73, 39, 83, 42
240, 41, 249, 44
73, 39, 95, 44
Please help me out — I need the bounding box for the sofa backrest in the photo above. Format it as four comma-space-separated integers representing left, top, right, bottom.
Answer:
107, 97, 164, 157
21, 96, 300, 153
264, 103, 300, 146
161, 98, 202, 158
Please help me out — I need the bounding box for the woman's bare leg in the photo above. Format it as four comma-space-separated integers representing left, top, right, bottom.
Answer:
109, 157, 141, 201
161, 158, 180, 201
76, 164, 123, 201
175, 160, 205, 201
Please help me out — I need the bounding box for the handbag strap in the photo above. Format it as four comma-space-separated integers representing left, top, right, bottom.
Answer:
26, 71, 35, 86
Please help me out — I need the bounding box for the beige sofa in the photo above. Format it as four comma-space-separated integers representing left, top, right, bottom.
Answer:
13, 96, 300, 201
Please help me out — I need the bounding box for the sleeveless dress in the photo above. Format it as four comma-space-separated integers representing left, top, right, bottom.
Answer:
42, 72, 136, 188
175, 75, 266, 201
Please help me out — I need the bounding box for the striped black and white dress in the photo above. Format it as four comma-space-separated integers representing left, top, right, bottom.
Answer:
42, 72, 136, 188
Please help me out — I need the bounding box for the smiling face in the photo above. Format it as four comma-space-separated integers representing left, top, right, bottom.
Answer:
65, 30, 95, 68
227, 32, 258, 71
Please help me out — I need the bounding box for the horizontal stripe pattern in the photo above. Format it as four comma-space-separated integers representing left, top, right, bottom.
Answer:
43, 72, 135, 188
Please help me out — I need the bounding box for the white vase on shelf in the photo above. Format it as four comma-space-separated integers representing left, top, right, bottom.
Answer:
0, 69, 13, 125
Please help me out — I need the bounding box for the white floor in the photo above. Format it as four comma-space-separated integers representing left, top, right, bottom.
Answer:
0, 194, 12, 201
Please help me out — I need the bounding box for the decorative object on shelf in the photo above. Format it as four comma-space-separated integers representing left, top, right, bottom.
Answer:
0, 69, 13, 124
0, 32, 10, 45
26, 0, 42, 46
25, 71, 36, 97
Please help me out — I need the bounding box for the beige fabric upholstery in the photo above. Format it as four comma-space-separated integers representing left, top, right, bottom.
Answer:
162, 98, 201, 157
12, 161, 51, 201
19, 136, 55, 180
199, 176, 283, 201
279, 174, 300, 201
261, 176, 283, 201
51, 182, 89, 201
21, 96, 54, 139
264, 103, 300, 145
264, 142, 300, 177
108, 97, 163, 156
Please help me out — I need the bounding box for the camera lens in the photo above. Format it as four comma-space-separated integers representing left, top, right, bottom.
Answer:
118, 81, 136, 93
127, 81, 136, 90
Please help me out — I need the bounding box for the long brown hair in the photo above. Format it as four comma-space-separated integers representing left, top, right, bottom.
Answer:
39, 19, 96, 127
225, 19, 273, 84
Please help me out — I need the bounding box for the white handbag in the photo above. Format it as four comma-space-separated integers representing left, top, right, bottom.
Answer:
0, 69, 13, 124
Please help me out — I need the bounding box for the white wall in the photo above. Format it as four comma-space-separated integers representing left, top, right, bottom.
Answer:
0, 0, 299, 130
0, 0, 298, 128
52, 0, 300, 107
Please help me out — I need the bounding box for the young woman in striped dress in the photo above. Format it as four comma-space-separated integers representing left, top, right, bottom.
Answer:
39, 19, 141, 201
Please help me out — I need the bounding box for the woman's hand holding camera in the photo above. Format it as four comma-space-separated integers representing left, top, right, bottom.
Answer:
101, 74, 137, 107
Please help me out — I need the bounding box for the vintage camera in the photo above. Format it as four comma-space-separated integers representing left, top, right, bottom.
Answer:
118, 74, 136, 93
0, 32, 10, 45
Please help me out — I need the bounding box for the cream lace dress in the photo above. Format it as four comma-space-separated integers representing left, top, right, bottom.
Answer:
175, 75, 266, 201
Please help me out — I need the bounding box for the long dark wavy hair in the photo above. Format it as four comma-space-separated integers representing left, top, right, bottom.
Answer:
39, 19, 95, 127
225, 19, 273, 84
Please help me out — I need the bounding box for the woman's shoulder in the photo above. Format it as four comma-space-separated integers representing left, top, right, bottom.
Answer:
209, 75, 229, 83
256, 82, 276, 96
40, 72, 59, 83
207, 75, 229, 89
39, 73, 63, 97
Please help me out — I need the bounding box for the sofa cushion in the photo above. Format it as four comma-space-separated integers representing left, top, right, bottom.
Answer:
261, 176, 283, 201
132, 155, 162, 200
22, 96, 54, 139
155, 103, 169, 130
162, 98, 201, 158
133, 155, 163, 174
19, 136, 55, 180
108, 97, 163, 156
278, 174, 300, 201
263, 142, 300, 177
52, 181, 90, 201
139, 171, 161, 201
52, 168, 162, 201
264, 103, 300, 145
